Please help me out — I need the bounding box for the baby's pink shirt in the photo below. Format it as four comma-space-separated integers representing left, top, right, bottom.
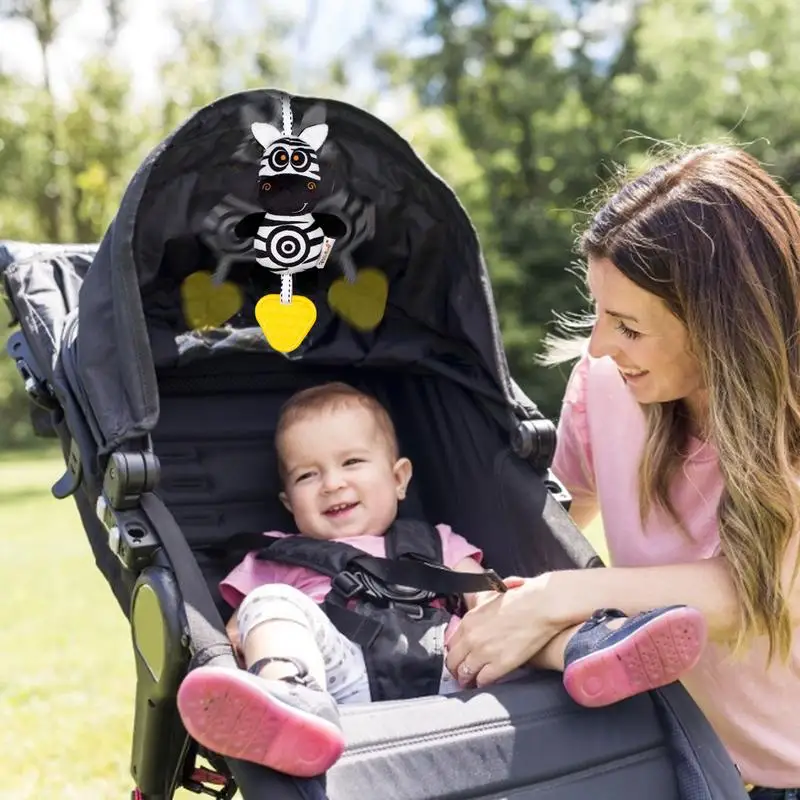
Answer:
553, 353, 800, 787
220, 524, 483, 637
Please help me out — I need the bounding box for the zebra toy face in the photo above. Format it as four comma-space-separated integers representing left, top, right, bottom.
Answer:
251, 121, 329, 215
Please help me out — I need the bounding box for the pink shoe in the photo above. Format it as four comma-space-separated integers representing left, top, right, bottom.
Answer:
562, 606, 707, 708
177, 665, 345, 777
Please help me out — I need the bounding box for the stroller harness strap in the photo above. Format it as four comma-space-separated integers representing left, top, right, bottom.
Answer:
231, 520, 503, 702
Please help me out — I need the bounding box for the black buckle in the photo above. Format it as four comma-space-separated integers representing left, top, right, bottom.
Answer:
390, 601, 425, 620
331, 570, 365, 600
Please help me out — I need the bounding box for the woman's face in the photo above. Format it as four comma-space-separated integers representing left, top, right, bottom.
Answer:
586, 255, 706, 417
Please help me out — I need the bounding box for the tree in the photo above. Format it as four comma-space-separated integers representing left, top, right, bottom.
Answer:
0, 0, 294, 449
380, 0, 650, 414
1, 0, 80, 240
5, 0, 800, 447
384, 0, 800, 417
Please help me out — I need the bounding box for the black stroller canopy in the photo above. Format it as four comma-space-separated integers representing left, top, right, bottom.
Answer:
75, 88, 531, 453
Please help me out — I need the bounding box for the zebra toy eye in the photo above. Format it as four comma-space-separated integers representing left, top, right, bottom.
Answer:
307, 181, 317, 191
290, 151, 310, 170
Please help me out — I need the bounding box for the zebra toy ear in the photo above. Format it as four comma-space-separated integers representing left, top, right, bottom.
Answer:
251, 122, 283, 150
298, 123, 329, 151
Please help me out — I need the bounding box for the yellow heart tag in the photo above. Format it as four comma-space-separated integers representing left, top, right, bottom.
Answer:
181, 271, 243, 330
327, 267, 388, 331
255, 294, 317, 353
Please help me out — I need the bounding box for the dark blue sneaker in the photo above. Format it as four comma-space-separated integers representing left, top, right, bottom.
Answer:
562, 606, 707, 708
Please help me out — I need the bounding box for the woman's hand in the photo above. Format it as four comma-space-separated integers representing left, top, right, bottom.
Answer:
445, 573, 562, 688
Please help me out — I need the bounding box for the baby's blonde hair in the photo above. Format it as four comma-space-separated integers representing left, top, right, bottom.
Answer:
275, 382, 400, 480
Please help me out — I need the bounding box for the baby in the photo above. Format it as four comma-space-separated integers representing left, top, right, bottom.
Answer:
177, 382, 706, 778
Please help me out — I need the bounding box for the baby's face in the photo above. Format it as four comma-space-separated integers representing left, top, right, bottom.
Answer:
278, 404, 411, 540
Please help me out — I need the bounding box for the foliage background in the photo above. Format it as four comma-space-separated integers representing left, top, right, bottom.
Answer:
3, 0, 800, 450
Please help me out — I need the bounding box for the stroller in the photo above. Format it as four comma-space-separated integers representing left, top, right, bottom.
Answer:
1, 89, 748, 800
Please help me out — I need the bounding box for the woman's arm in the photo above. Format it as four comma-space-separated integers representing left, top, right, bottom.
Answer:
546, 557, 742, 645
446, 539, 800, 687
550, 530, 800, 643
444, 559, 742, 686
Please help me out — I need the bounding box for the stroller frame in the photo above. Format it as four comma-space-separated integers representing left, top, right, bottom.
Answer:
1, 87, 750, 800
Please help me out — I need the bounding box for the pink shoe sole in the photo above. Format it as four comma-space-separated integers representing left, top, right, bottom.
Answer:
177, 667, 345, 777
563, 607, 707, 708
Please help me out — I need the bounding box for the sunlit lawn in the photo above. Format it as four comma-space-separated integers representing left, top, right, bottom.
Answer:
0, 450, 209, 800
2, 449, 607, 799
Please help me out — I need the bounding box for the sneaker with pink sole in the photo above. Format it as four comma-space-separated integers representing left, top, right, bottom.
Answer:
562, 605, 707, 708
176, 658, 346, 778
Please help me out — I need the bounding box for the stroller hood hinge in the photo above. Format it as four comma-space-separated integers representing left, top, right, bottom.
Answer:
95, 450, 163, 572
511, 418, 557, 472
103, 450, 161, 511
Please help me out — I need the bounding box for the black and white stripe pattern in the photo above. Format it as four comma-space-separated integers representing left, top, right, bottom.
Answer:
257, 136, 322, 182
253, 211, 326, 276
249, 95, 333, 304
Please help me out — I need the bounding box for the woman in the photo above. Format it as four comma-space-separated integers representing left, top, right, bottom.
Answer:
445, 145, 800, 797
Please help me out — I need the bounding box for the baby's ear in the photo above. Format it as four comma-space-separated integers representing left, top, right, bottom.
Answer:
279, 491, 293, 513
393, 457, 413, 499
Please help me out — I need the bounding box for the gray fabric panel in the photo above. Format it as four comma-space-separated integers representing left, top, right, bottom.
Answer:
326, 677, 679, 799
1, 244, 94, 373
224, 676, 687, 800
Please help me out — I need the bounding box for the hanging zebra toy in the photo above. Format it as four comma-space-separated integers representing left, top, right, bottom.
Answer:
250, 95, 337, 353
181, 94, 388, 348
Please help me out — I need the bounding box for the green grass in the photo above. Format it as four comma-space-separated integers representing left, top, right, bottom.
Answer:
0, 452, 209, 800
1, 450, 607, 799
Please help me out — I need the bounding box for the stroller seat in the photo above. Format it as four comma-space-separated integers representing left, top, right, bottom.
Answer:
0, 89, 749, 800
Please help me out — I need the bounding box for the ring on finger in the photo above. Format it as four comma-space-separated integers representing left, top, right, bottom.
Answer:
458, 662, 475, 678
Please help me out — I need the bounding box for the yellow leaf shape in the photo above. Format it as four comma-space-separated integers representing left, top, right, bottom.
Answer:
327, 267, 388, 331
181, 271, 243, 330
255, 294, 317, 353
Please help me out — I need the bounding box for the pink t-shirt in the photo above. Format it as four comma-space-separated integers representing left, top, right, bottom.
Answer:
220, 524, 483, 637
552, 353, 800, 787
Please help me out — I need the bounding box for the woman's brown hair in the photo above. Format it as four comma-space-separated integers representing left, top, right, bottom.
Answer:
550, 145, 800, 660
